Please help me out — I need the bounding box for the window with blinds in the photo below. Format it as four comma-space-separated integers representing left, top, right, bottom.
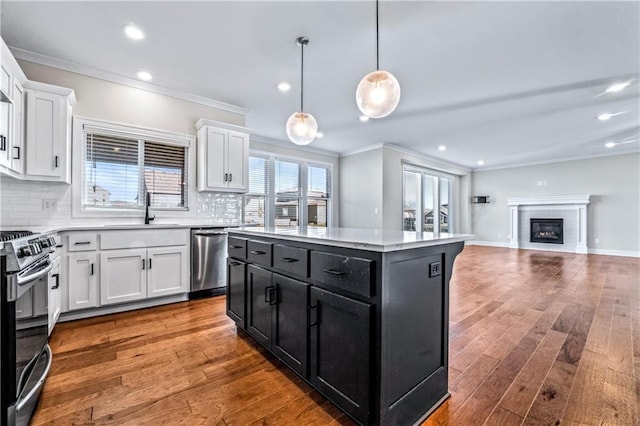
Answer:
243, 155, 332, 228
84, 131, 188, 210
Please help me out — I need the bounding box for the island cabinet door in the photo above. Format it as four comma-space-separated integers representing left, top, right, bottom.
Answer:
309, 287, 372, 425
227, 259, 247, 328
246, 264, 273, 347
271, 273, 310, 377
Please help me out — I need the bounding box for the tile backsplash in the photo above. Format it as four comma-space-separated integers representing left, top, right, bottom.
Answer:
0, 175, 241, 228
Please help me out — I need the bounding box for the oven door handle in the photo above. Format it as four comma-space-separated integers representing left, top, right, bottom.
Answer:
16, 344, 52, 412
17, 261, 53, 286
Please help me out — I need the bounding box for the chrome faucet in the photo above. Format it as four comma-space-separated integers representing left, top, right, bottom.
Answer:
145, 192, 155, 224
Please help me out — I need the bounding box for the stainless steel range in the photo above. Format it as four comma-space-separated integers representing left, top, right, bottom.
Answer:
1, 231, 56, 426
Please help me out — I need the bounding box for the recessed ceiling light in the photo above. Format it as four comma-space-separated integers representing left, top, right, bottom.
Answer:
359, 115, 370, 122
605, 142, 616, 148
596, 111, 627, 121
605, 81, 631, 93
277, 82, 291, 92
316, 132, 324, 138
477, 160, 485, 166
137, 71, 152, 81
123, 24, 145, 40
438, 145, 446, 151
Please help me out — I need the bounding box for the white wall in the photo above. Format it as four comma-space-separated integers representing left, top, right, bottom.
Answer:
18, 60, 245, 133
471, 153, 640, 255
339, 148, 383, 229
339, 145, 472, 232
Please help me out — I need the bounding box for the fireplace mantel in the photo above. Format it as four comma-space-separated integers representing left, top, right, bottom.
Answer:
507, 195, 591, 254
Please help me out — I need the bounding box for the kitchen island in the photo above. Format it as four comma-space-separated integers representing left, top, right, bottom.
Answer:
226, 227, 472, 426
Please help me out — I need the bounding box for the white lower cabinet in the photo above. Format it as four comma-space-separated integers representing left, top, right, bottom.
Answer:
100, 249, 147, 305
48, 255, 61, 334
100, 246, 188, 306
68, 252, 99, 311
147, 246, 188, 298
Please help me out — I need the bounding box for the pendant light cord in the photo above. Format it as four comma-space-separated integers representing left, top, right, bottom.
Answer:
300, 41, 305, 112
376, 0, 379, 71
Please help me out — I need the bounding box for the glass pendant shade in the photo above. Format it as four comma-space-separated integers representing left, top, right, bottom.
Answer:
356, 70, 401, 119
286, 111, 318, 145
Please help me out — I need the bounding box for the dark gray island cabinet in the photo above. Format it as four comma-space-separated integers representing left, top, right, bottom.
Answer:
226, 227, 471, 426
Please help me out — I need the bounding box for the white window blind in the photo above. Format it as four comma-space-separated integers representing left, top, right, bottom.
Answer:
243, 156, 268, 225
84, 131, 188, 210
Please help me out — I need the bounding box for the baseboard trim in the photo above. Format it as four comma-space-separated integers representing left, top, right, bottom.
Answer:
466, 241, 640, 258
465, 240, 510, 248
588, 248, 640, 258
59, 294, 189, 322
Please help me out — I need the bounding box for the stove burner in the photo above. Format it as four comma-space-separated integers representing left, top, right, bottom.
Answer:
0, 231, 34, 242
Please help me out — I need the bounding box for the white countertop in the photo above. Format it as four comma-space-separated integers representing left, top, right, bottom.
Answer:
229, 227, 474, 252
4, 223, 240, 235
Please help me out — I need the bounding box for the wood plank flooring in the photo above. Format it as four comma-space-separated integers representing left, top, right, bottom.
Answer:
31, 246, 639, 425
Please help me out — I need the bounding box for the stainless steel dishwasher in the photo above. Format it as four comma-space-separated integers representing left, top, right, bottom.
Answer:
190, 228, 227, 299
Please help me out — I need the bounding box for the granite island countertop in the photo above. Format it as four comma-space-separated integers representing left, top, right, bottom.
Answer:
228, 226, 474, 252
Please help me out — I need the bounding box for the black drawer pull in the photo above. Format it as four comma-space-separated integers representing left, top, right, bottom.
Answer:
280, 257, 299, 263
309, 304, 320, 326
51, 273, 60, 290
55, 244, 64, 248
323, 269, 346, 276
90, 263, 94, 276
229, 245, 244, 249
264, 286, 275, 303
229, 261, 242, 266
250, 250, 266, 255
13, 146, 20, 160
74, 241, 91, 245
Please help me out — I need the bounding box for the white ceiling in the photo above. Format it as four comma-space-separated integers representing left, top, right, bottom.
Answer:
2, 1, 639, 169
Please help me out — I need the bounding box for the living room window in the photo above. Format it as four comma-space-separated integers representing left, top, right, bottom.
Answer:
403, 165, 454, 233
242, 154, 331, 228
79, 119, 191, 212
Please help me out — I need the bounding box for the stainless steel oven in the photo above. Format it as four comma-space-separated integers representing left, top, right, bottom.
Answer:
1, 231, 55, 426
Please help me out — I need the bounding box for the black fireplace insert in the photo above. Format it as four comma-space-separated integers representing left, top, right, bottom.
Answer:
530, 218, 564, 244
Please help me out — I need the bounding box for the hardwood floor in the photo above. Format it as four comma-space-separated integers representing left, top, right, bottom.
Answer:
32, 246, 639, 425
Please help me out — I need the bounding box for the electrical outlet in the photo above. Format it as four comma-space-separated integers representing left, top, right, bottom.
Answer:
595, 238, 600, 244
374, 207, 379, 214
42, 199, 58, 211
429, 261, 442, 278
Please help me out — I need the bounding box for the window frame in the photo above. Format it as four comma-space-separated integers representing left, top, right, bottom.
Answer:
402, 163, 456, 233
72, 116, 196, 219
243, 150, 333, 228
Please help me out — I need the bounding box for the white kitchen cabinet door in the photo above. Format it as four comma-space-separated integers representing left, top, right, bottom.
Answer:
147, 246, 188, 298
26, 90, 62, 177
68, 252, 99, 311
226, 130, 248, 191
48, 255, 61, 334
0, 99, 11, 169
11, 79, 24, 174
100, 249, 147, 305
204, 127, 227, 190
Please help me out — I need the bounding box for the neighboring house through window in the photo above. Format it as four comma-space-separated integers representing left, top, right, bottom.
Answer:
403, 164, 454, 233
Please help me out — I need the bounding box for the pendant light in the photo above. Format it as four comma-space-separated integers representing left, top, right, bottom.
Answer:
356, 0, 401, 119
286, 36, 318, 145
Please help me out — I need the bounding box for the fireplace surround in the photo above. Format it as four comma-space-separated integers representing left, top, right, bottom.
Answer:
507, 195, 591, 254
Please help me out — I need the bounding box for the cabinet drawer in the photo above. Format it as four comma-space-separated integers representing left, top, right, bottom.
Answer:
310, 251, 373, 298
228, 237, 247, 260
247, 240, 272, 267
273, 244, 308, 278
67, 232, 97, 252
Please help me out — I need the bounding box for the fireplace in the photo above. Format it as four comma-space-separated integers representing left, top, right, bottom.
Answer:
530, 218, 564, 244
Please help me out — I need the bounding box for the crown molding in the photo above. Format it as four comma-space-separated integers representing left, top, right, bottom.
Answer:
340, 144, 385, 158
10, 47, 250, 116
250, 134, 340, 158
383, 143, 472, 175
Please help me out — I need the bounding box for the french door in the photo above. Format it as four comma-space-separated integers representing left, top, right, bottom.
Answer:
403, 165, 454, 233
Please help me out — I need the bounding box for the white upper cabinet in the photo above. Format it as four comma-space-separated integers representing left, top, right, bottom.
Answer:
196, 118, 250, 192
11, 79, 24, 174
0, 37, 27, 175
24, 81, 75, 183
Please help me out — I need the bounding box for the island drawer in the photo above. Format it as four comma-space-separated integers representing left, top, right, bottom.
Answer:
273, 244, 308, 277
247, 240, 272, 267
310, 251, 373, 297
228, 237, 247, 259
